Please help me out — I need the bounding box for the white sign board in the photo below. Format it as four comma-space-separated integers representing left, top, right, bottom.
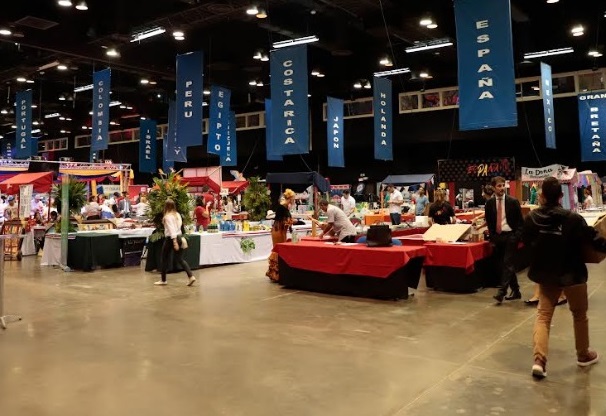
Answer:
19, 184, 33, 219
521, 164, 568, 181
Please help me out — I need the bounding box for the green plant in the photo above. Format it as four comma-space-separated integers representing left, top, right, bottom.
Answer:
240, 237, 256, 254
147, 170, 193, 242
242, 176, 271, 221
52, 176, 88, 215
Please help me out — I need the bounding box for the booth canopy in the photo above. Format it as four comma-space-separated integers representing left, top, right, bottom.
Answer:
0, 171, 54, 195
222, 181, 248, 194
382, 174, 434, 185
266, 172, 330, 193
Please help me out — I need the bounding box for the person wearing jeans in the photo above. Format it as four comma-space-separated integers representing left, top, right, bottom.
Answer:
386, 184, 403, 225
523, 177, 606, 379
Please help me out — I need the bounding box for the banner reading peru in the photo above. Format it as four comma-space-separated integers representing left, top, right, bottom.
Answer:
270, 44, 309, 155
578, 92, 606, 162
139, 119, 157, 173
176, 51, 204, 148
373, 77, 393, 161
91, 68, 111, 151
454, 0, 517, 130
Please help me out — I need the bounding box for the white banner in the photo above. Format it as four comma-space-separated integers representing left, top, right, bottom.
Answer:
19, 184, 33, 219
521, 164, 568, 181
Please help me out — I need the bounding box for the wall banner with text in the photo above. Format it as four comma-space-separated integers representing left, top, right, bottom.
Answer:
578, 92, 606, 162
91, 68, 111, 151
326, 97, 344, 167
373, 77, 393, 161
139, 119, 157, 173
208, 85, 231, 156
176, 50, 204, 148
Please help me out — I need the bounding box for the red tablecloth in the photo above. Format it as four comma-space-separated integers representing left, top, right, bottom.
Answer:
275, 241, 426, 278
300, 227, 429, 243
423, 242, 492, 272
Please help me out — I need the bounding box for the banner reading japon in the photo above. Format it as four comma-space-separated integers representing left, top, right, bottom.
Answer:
373, 77, 393, 161
326, 97, 344, 167
578, 92, 606, 162
166, 100, 187, 163
139, 119, 157, 173
208, 85, 231, 156
265, 99, 282, 161
176, 51, 204, 148
541, 62, 556, 149
91, 68, 111, 151
454, 0, 517, 130
269, 44, 309, 155
14, 90, 32, 159
221, 111, 237, 166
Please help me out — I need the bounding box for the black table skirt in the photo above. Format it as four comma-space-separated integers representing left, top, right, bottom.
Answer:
278, 257, 424, 300
68, 233, 122, 272
145, 234, 201, 273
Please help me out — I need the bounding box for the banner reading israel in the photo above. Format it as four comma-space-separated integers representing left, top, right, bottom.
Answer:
91, 68, 111, 151
373, 77, 393, 161
270, 44, 309, 155
208, 86, 231, 156
454, 0, 517, 130
167, 100, 187, 163
541, 62, 556, 149
578, 92, 606, 162
139, 119, 157, 173
176, 51, 203, 148
14, 90, 32, 159
221, 111, 237, 166
327, 97, 344, 167
265, 99, 282, 161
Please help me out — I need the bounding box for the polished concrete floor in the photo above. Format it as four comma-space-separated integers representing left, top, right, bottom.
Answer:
1, 257, 606, 416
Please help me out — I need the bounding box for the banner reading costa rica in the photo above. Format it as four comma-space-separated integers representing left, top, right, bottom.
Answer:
269, 44, 309, 155
454, 0, 517, 130
176, 51, 204, 148
208, 85, 231, 156
265, 99, 282, 161
326, 97, 344, 167
91, 68, 111, 151
578, 92, 606, 162
373, 77, 393, 161
139, 119, 157, 173
221, 111, 237, 166
541, 62, 556, 149
14, 90, 33, 159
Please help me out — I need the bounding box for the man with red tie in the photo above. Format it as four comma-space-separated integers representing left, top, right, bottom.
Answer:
485, 176, 524, 304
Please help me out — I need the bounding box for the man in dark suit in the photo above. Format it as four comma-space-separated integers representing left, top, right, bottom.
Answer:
118, 191, 132, 218
485, 176, 524, 304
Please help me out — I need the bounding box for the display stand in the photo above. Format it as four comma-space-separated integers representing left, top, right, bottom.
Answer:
0, 236, 24, 329
1, 220, 25, 260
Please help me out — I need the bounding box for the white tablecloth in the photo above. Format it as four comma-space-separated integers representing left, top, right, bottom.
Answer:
21, 230, 37, 257
197, 232, 273, 265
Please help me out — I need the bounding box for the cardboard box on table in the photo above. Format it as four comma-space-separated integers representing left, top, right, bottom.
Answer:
422, 224, 472, 242
582, 213, 606, 263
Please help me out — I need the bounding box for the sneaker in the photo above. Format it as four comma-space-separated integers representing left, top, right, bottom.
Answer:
577, 350, 599, 367
532, 359, 547, 379
187, 276, 196, 287
154, 281, 167, 286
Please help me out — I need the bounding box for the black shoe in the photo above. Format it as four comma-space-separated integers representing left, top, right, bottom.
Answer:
505, 291, 522, 301
524, 299, 539, 306
493, 293, 504, 304
556, 298, 568, 306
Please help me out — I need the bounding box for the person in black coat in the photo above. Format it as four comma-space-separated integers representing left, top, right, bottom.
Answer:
484, 176, 524, 304
523, 177, 606, 379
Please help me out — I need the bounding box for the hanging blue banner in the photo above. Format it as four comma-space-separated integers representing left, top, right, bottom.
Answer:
327, 97, 345, 167
578, 92, 606, 162
1, 134, 15, 159
162, 135, 174, 173
454, 0, 517, 130
208, 85, 231, 156
176, 51, 204, 148
167, 100, 187, 162
14, 90, 33, 159
89, 147, 97, 163
269, 44, 309, 155
139, 119, 157, 173
265, 99, 282, 161
373, 77, 393, 161
91, 68, 111, 151
222, 111, 237, 166
541, 63, 556, 149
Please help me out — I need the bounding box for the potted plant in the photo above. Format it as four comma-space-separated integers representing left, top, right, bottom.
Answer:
147, 169, 193, 242
242, 176, 271, 221
51, 176, 88, 231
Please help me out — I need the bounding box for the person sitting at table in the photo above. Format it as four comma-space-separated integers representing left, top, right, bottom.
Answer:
111, 203, 122, 219
100, 201, 115, 219
193, 197, 210, 232
84, 196, 101, 220
318, 199, 357, 243
266, 190, 295, 283
428, 189, 455, 225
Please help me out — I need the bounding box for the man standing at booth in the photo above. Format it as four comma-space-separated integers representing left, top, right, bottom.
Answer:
386, 184, 403, 225
318, 200, 357, 243
485, 176, 524, 304
340, 190, 356, 217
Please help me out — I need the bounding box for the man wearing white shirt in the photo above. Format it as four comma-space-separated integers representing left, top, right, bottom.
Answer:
340, 190, 356, 217
386, 184, 403, 225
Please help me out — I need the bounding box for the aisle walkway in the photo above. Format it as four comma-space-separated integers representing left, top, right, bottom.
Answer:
1, 258, 605, 416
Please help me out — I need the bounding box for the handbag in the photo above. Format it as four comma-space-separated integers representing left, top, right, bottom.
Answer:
181, 236, 189, 250
366, 223, 392, 247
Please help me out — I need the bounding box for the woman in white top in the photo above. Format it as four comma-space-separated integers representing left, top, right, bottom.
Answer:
155, 199, 195, 286
583, 188, 594, 210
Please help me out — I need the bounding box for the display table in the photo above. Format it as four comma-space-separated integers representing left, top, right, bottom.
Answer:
300, 226, 429, 243
275, 241, 426, 300
145, 233, 201, 273
68, 232, 123, 271
197, 231, 273, 265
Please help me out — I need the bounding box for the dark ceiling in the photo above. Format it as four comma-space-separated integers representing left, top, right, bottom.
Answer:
0, 0, 604, 141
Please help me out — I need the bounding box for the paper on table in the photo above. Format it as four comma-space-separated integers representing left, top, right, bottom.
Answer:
422, 223, 471, 242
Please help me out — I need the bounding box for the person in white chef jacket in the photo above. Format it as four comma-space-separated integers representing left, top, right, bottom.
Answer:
340, 190, 356, 217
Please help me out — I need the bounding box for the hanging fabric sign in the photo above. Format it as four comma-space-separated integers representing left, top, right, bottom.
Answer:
541, 62, 556, 149
167, 100, 187, 163
1, 134, 15, 159
265, 99, 282, 161
14, 90, 33, 159
162, 135, 174, 173
139, 119, 157, 173
91, 68, 111, 151
208, 85, 231, 156
176, 50, 204, 148
221, 111, 237, 166
326, 97, 344, 167
578, 92, 606, 162
454, 0, 517, 130
89, 147, 97, 163
269, 44, 309, 155
373, 77, 393, 161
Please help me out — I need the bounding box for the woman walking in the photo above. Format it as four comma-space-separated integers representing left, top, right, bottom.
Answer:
155, 199, 196, 286
266, 189, 295, 282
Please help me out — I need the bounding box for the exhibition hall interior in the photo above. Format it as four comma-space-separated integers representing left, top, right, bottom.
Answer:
0, 0, 606, 415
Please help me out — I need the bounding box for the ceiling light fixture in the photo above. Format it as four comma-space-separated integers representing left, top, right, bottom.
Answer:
174, 35, 184, 41
31, 104, 37, 109
523, 47, 574, 59
26, 80, 34, 84
311, 70, 320, 76
0, 109, 7, 115
419, 72, 430, 78
74, 84, 93, 92
256, 81, 264, 87
546, 0, 559, 3
16, 77, 26, 82
57, 0, 72, 6
131, 27, 166, 43
273, 35, 319, 49
75, 0, 88, 10
419, 18, 433, 26
571, 25, 584, 36
316, 73, 325, 78
363, 81, 371, 89
406, 38, 453, 53
249, 80, 257, 86
253, 51, 262, 60
44, 113, 61, 119
374, 67, 411, 77
256, 8, 267, 19
427, 23, 438, 29
589, 50, 603, 57
57, 64, 68, 70
0, 28, 12, 36
140, 79, 150, 85
105, 48, 120, 57
353, 81, 362, 89
58, 95, 66, 101
246, 5, 259, 15
260, 54, 269, 62
379, 57, 393, 67
109, 101, 122, 107
203, 89, 211, 95
173, 30, 184, 38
